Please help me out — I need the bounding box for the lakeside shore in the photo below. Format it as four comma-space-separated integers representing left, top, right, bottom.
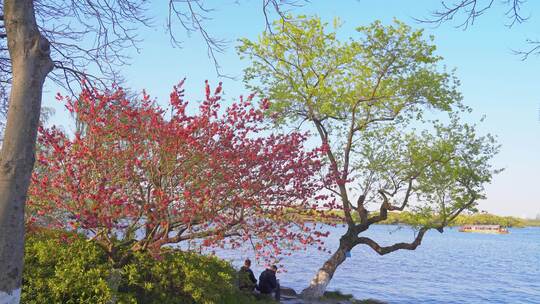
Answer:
278, 288, 386, 304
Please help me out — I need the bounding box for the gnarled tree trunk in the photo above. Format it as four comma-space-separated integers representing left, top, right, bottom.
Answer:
0, 0, 52, 302
301, 235, 354, 299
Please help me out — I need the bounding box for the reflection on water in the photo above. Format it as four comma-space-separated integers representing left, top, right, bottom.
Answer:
205, 225, 540, 304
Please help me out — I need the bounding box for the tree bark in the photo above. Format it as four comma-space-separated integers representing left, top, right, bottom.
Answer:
301, 235, 354, 299
0, 0, 53, 302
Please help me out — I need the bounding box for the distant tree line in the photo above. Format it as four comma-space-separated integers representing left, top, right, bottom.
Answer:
309, 210, 538, 228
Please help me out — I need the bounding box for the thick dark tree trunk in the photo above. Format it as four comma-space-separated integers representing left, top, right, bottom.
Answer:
301, 234, 355, 299
0, 0, 52, 302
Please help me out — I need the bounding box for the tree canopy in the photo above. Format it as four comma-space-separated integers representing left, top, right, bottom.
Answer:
27, 81, 330, 263
238, 16, 500, 297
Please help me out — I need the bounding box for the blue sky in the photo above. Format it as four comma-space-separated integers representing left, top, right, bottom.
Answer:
42, 0, 540, 218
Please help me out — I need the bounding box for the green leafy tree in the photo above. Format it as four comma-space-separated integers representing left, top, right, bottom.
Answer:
238, 16, 501, 298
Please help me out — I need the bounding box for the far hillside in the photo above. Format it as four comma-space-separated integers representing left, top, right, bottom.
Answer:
308, 211, 540, 227
379, 212, 540, 228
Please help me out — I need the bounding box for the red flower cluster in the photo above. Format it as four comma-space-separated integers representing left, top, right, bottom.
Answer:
28, 81, 330, 259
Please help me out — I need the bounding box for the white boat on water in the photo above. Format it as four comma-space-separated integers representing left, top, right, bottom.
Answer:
458, 224, 509, 234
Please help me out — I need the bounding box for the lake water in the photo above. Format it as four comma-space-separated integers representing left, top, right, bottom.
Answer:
209, 225, 540, 304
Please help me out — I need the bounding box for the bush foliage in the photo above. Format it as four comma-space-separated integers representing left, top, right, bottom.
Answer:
23, 229, 113, 304
22, 230, 257, 304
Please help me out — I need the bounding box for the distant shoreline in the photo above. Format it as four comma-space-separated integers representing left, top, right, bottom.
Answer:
301, 211, 540, 228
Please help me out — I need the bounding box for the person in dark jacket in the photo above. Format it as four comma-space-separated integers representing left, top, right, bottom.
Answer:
238, 259, 257, 292
258, 265, 280, 300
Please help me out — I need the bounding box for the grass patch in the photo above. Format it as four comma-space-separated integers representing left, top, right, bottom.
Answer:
322, 290, 386, 304
322, 290, 354, 300
524, 219, 540, 227
356, 300, 386, 304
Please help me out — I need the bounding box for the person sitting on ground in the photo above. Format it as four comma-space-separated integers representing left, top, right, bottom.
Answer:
258, 265, 280, 300
238, 258, 257, 292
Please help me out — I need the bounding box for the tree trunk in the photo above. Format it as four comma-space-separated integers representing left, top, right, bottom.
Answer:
0, 0, 53, 302
301, 236, 354, 299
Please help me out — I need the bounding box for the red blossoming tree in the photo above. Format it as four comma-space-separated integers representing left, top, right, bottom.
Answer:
27, 81, 330, 263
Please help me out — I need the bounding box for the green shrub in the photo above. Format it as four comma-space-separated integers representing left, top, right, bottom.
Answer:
22, 230, 256, 304
120, 250, 250, 304
22, 230, 114, 304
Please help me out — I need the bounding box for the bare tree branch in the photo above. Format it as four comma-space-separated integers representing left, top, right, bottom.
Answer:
418, 0, 538, 59
0, 0, 307, 137
355, 227, 428, 255
418, 0, 496, 29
